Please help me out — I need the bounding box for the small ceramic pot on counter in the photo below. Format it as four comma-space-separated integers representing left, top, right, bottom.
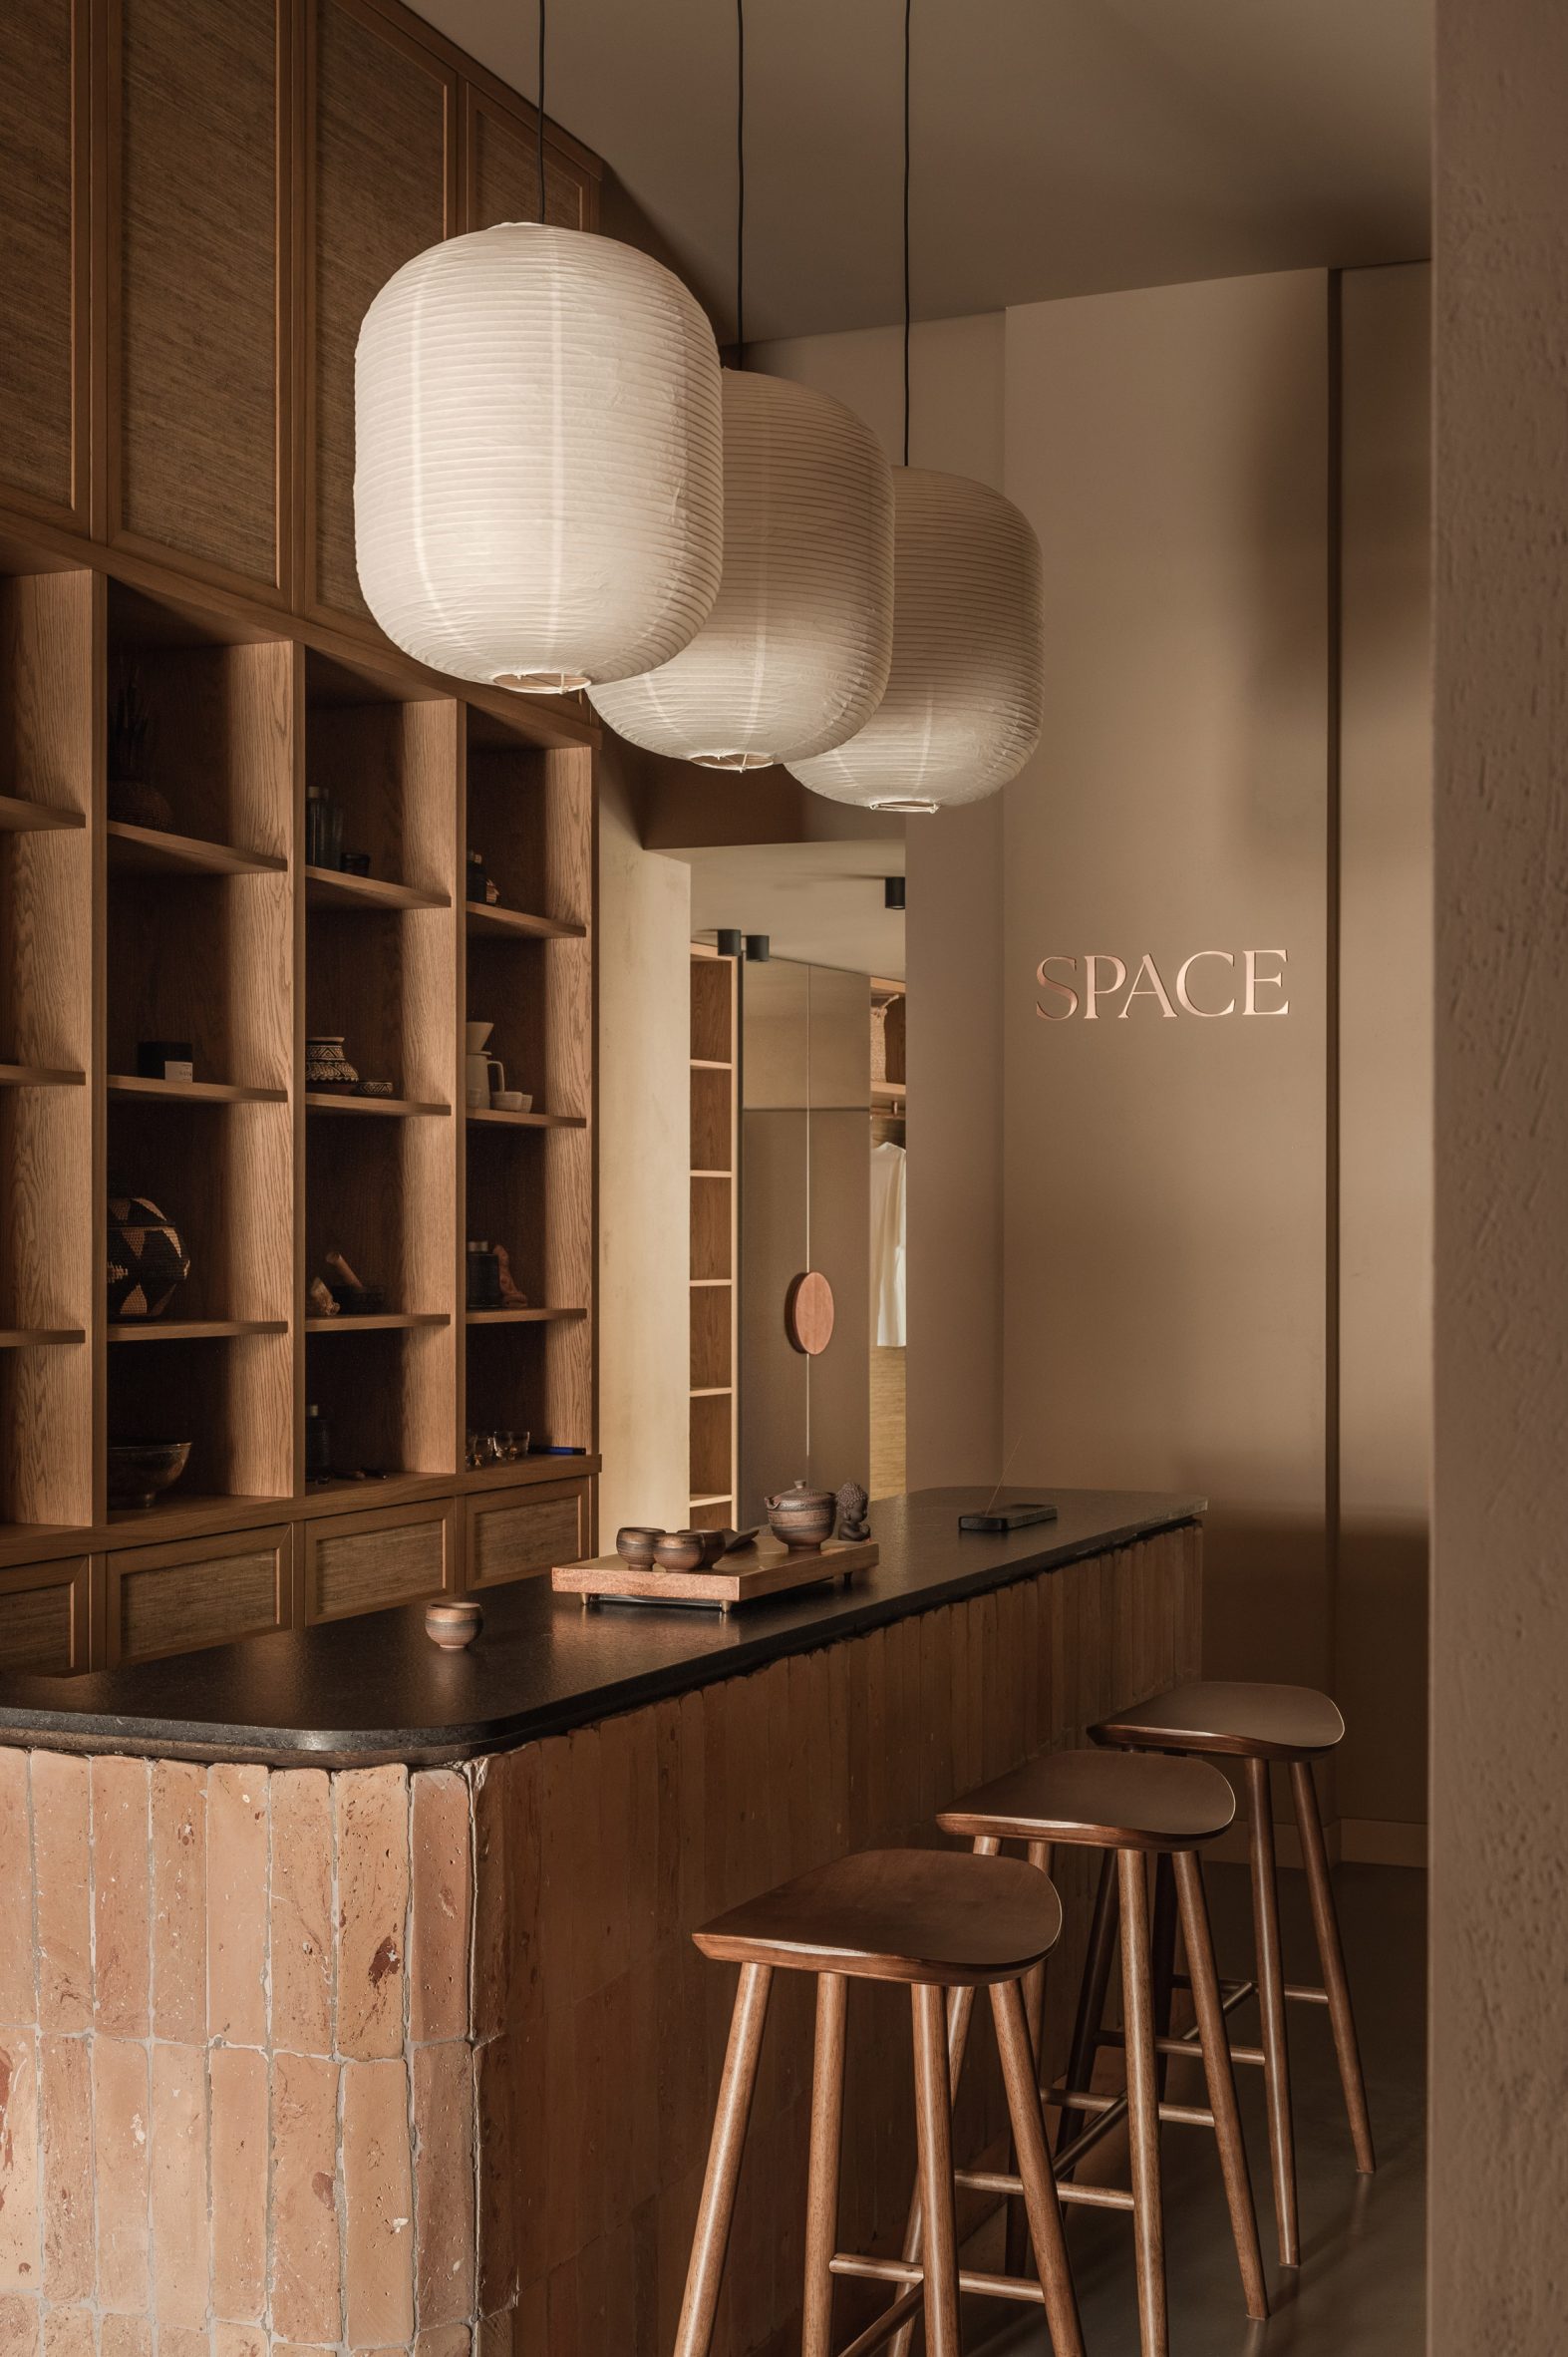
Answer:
763, 1481, 837, 1552
654, 1528, 732, 1573
615, 1525, 664, 1567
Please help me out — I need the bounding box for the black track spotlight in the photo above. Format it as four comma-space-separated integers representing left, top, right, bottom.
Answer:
744, 933, 771, 962
884, 875, 906, 911
716, 927, 743, 958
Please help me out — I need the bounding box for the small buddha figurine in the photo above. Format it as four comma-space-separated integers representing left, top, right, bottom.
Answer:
836, 1480, 870, 1541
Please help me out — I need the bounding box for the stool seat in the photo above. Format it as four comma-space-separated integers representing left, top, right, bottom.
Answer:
693, 1846, 1064, 1984
938, 1747, 1235, 1852
1095, 1679, 1346, 1761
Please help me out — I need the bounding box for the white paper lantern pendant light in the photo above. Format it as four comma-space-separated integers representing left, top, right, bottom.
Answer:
789, 0, 1045, 814
354, 0, 723, 695
590, 0, 894, 770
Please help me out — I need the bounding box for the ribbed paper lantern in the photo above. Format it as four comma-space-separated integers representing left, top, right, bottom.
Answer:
788, 469, 1045, 810
589, 371, 894, 769
355, 223, 724, 692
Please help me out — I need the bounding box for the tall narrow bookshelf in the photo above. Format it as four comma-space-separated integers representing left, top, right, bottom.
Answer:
689, 945, 738, 1531
0, 535, 597, 1673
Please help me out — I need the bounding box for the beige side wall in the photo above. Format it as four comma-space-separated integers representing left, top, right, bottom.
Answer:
1001, 272, 1336, 1713
1431, 0, 1568, 2339
1337, 264, 1432, 1836
596, 748, 693, 1535
754, 315, 1008, 1484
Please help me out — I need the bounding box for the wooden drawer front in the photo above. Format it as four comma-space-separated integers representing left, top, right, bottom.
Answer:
0, 1557, 91, 1674
110, 1526, 290, 1666
305, 1502, 456, 1624
467, 1481, 588, 1590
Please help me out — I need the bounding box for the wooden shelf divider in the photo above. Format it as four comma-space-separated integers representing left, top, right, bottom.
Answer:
108, 1074, 287, 1104
305, 1311, 450, 1334
466, 1106, 585, 1130
304, 863, 449, 912
304, 1091, 450, 1118
107, 820, 287, 877
465, 900, 586, 940
0, 1064, 86, 1089
108, 1319, 291, 1343
0, 793, 87, 835
465, 1306, 588, 1325
0, 1330, 88, 1350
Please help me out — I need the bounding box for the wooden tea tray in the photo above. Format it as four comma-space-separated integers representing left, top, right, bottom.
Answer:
552, 1534, 879, 1613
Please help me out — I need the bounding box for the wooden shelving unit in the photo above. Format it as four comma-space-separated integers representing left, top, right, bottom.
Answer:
0, 542, 598, 1669
689, 946, 739, 1532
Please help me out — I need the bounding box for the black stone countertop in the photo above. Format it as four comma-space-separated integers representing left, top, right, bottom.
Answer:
0, 1489, 1204, 1769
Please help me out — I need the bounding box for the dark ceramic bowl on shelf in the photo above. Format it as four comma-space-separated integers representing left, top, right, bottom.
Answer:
615, 1525, 664, 1567
107, 1439, 190, 1511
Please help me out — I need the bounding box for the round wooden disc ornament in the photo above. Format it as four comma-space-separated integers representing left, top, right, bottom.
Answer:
785, 1269, 835, 1355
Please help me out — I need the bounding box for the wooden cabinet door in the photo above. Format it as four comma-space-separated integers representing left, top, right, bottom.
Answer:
303, 1498, 457, 1623
107, 1523, 292, 1666
305, 0, 456, 633
108, 0, 289, 595
0, 1557, 93, 1674
465, 1477, 588, 1590
0, 0, 89, 529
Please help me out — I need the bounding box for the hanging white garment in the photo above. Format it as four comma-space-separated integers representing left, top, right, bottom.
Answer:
869, 1139, 907, 1347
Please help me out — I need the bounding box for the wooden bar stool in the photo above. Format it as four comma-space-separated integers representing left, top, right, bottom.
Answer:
1094, 1681, 1376, 2269
673, 1846, 1086, 2357
912, 1749, 1268, 2357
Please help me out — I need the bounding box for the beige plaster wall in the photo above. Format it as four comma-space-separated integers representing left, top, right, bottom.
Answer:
596, 747, 693, 1536
754, 315, 1009, 1486
1337, 263, 1432, 1840
1430, 0, 1568, 2338
1001, 272, 1336, 1711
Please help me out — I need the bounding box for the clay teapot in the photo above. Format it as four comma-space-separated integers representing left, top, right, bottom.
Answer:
764, 1481, 837, 1552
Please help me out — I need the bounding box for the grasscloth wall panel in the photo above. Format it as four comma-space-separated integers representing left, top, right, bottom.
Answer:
0, 0, 82, 524
0, 1524, 1199, 2357
308, 0, 456, 622
115, 0, 283, 588
0, 0, 600, 637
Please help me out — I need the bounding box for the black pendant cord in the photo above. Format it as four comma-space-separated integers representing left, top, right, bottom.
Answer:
536, 0, 547, 223
736, 0, 746, 361
902, 0, 911, 466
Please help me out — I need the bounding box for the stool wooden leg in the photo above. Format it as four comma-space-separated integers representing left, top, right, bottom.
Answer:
674, 1961, 774, 2357
1058, 1848, 1118, 2165
1118, 1845, 1168, 2357
890, 1841, 996, 2357
1007, 1836, 1056, 2277
1150, 1852, 1178, 2101
802, 1972, 847, 2357
910, 1981, 963, 2357
1173, 1849, 1269, 2321
992, 1975, 1087, 2357
1246, 1756, 1299, 2267
1291, 1758, 1376, 2174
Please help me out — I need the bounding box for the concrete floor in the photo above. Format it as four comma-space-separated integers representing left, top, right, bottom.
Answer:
1000, 1861, 1427, 2357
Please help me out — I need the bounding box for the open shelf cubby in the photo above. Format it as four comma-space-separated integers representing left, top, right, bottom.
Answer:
460, 709, 593, 1468
688, 947, 738, 1528
0, 529, 597, 1651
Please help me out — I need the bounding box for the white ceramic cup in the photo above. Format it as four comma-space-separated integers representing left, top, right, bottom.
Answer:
491, 1089, 531, 1113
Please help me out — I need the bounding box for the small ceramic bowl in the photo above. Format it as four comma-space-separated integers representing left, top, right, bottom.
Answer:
654, 1528, 730, 1574
491, 1090, 532, 1114
425, 1598, 482, 1650
328, 1283, 387, 1316
615, 1525, 664, 1567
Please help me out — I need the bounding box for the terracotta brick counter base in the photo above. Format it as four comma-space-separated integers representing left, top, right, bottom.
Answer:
0, 1492, 1201, 2357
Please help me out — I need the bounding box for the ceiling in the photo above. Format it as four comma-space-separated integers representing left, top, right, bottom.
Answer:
412, 0, 1429, 341
686, 841, 907, 979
